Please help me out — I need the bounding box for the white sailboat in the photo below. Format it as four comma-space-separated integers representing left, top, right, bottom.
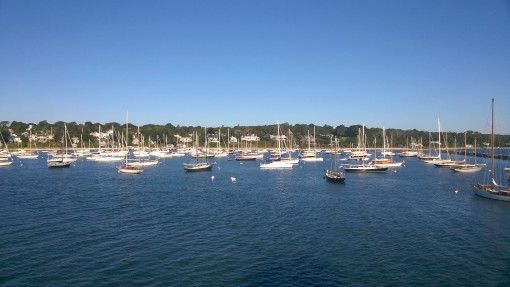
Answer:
183, 128, 213, 171
325, 138, 345, 182
342, 127, 388, 172
260, 122, 293, 169
348, 125, 370, 160
118, 112, 144, 174
473, 98, 510, 201
423, 119, 445, 164
0, 133, 12, 166
452, 133, 484, 173
87, 125, 125, 162
280, 129, 299, 164
372, 127, 403, 168
433, 132, 465, 168
16, 126, 39, 159
300, 126, 323, 162
47, 123, 72, 168
213, 128, 229, 157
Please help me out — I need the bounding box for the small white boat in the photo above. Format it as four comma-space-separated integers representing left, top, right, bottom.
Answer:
47, 157, 72, 168
300, 157, 324, 162
399, 151, 419, 157
118, 165, 143, 174
87, 155, 124, 162
374, 162, 403, 168
0, 160, 13, 167
126, 159, 158, 167
133, 150, 150, 158
16, 153, 39, 159
149, 150, 174, 158
434, 159, 465, 168
280, 158, 299, 164
260, 161, 293, 169
452, 164, 483, 173
171, 152, 186, 157
423, 158, 443, 164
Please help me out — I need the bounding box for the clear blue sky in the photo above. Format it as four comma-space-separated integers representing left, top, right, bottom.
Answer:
1, 0, 509, 133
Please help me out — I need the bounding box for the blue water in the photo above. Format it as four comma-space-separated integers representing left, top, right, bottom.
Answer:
1, 154, 510, 286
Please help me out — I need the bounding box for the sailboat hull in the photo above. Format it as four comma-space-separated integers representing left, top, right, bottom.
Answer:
260, 161, 293, 169
16, 154, 39, 159
47, 161, 72, 168
343, 165, 388, 172
0, 161, 13, 166
474, 186, 510, 202
118, 167, 143, 174
452, 166, 482, 173
300, 157, 324, 162
183, 163, 213, 171
325, 170, 345, 183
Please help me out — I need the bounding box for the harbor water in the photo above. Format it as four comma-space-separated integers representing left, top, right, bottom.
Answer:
1, 154, 510, 286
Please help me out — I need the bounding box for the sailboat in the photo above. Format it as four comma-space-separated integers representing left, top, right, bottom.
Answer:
342, 127, 388, 172
16, 126, 39, 159
423, 119, 445, 164
280, 129, 299, 164
118, 113, 144, 174
473, 98, 510, 201
235, 134, 260, 161
0, 133, 12, 166
418, 132, 441, 161
128, 131, 158, 167
433, 133, 465, 168
86, 125, 125, 162
183, 129, 213, 171
452, 133, 484, 173
325, 138, 345, 183
213, 128, 229, 157
300, 126, 323, 162
0, 156, 12, 166
372, 127, 403, 168
348, 125, 370, 160
260, 122, 293, 169
47, 123, 72, 168
399, 137, 419, 157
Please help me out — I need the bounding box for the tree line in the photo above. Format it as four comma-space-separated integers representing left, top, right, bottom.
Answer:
1, 120, 509, 149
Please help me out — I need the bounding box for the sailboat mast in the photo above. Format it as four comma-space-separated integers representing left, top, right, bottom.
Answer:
307, 130, 311, 150
382, 127, 386, 155
98, 125, 101, 153
438, 119, 441, 158
313, 126, 317, 151
490, 98, 495, 181
125, 112, 129, 150
64, 123, 68, 154
474, 137, 477, 165
204, 127, 208, 163
277, 122, 281, 152
464, 131, 467, 162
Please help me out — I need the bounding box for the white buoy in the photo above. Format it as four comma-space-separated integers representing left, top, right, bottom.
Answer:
211, 176, 215, 181
230, 177, 236, 182
394, 170, 397, 173
455, 190, 459, 194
